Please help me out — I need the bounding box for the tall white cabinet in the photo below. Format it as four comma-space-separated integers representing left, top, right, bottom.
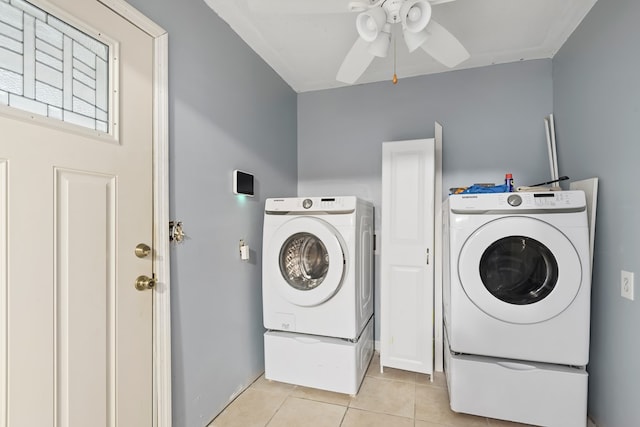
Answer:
380, 124, 442, 375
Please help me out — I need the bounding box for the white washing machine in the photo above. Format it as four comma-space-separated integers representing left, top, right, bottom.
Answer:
262, 196, 374, 340
262, 196, 374, 394
444, 191, 591, 365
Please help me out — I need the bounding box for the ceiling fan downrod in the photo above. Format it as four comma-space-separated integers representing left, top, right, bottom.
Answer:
392, 32, 398, 84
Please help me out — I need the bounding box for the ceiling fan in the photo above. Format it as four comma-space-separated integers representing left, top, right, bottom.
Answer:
247, 0, 470, 85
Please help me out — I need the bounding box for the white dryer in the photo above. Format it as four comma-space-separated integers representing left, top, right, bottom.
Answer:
444, 191, 591, 366
262, 196, 374, 340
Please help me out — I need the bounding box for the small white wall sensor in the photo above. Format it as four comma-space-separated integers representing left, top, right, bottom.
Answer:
233, 170, 254, 197
239, 239, 250, 261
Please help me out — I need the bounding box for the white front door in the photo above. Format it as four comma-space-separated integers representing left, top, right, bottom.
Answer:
381, 138, 435, 375
0, 0, 154, 425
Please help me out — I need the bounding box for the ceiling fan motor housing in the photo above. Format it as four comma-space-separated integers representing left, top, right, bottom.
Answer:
357, 0, 432, 39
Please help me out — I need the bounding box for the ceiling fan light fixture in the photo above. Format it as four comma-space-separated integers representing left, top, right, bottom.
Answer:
400, 0, 432, 33
367, 30, 391, 58
403, 28, 429, 52
356, 7, 387, 42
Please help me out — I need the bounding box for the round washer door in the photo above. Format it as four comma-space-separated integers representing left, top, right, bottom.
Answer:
457, 216, 583, 324
267, 216, 346, 307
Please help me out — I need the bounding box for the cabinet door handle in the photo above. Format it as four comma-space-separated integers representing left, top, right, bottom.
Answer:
426, 248, 430, 265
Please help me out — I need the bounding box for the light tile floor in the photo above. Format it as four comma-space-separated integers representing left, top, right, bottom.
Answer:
209, 353, 531, 427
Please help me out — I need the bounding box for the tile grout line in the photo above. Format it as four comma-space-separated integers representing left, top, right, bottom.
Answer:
268, 383, 299, 427
415, 379, 419, 424
337, 405, 348, 427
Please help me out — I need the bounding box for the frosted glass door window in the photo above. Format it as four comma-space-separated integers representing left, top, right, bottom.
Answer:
0, 0, 111, 132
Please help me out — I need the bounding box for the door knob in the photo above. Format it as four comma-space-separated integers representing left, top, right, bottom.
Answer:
135, 243, 151, 258
135, 275, 156, 291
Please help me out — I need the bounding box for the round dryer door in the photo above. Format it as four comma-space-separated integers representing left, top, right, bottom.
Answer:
267, 216, 346, 307
458, 216, 583, 324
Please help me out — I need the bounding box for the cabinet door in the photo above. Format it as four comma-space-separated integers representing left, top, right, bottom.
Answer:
381, 138, 435, 374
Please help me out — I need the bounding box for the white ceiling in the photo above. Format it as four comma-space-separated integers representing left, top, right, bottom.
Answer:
202, 0, 597, 93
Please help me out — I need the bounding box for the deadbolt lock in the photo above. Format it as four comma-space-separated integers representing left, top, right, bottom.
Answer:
135, 243, 152, 258
135, 275, 156, 291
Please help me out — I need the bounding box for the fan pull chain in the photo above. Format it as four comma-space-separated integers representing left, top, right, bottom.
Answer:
392, 32, 398, 84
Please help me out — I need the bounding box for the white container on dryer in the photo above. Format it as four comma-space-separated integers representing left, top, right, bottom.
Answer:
444, 191, 591, 365
262, 196, 374, 340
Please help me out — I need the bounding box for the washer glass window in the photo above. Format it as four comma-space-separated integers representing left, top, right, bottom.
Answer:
479, 236, 558, 305
279, 232, 330, 291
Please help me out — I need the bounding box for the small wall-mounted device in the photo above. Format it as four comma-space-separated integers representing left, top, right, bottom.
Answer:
233, 170, 254, 197
239, 239, 250, 261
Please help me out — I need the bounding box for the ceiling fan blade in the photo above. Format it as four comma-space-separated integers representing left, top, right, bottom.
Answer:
420, 19, 469, 68
428, 0, 456, 5
247, 0, 355, 14
336, 38, 376, 84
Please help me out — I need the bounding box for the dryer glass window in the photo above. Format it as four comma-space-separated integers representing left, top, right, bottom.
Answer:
279, 232, 329, 291
479, 236, 558, 305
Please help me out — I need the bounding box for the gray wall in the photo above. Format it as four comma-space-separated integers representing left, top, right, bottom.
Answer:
553, 0, 640, 425
298, 59, 554, 339
125, 0, 298, 425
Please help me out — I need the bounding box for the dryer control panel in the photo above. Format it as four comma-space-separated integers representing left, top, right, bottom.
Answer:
450, 191, 586, 214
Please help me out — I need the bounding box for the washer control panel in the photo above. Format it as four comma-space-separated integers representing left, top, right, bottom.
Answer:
265, 196, 357, 213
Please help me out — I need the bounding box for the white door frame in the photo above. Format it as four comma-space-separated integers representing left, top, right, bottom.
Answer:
434, 122, 444, 372
96, 1, 171, 426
